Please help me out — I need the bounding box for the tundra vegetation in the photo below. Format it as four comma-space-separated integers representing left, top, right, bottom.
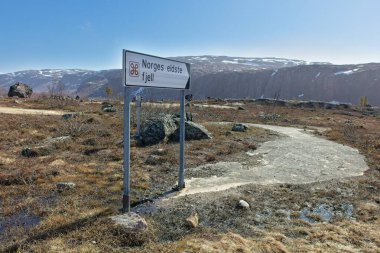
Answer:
0, 96, 379, 252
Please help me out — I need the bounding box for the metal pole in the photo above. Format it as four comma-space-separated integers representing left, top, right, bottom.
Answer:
122, 86, 131, 213
122, 50, 131, 213
178, 89, 186, 189
136, 96, 141, 137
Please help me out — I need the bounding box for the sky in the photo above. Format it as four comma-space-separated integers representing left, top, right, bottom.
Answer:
0, 0, 379, 73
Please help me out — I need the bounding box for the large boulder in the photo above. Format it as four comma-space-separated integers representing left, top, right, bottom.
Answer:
8, 82, 33, 98
169, 121, 212, 142
139, 114, 177, 146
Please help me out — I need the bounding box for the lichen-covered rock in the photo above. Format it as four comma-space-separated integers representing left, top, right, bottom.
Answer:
169, 121, 212, 142
101, 102, 117, 112
8, 82, 33, 98
102, 106, 117, 112
21, 136, 71, 157
232, 123, 248, 132
139, 114, 177, 146
57, 182, 76, 191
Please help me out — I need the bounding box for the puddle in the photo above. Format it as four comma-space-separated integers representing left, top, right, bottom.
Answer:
299, 203, 354, 223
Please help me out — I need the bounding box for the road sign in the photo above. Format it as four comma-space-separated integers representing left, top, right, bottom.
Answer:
124, 50, 190, 89
122, 50, 190, 213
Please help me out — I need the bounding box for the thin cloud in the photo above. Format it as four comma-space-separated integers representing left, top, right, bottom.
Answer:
79, 21, 93, 31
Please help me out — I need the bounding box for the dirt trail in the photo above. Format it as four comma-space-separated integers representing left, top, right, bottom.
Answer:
0, 107, 66, 115
176, 123, 369, 197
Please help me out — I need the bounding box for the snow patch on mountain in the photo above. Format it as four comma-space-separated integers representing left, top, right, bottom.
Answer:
334, 69, 360, 75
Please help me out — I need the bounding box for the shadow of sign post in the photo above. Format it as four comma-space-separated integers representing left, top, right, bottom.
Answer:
122, 50, 191, 213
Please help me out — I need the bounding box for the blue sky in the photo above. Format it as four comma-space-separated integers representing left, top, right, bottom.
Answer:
0, 0, 379, 72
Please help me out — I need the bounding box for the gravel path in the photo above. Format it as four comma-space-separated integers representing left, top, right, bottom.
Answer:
0, 107, 65, 115
176, 123, 369, 197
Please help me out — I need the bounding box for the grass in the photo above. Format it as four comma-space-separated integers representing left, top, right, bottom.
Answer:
0, 98, 379, 252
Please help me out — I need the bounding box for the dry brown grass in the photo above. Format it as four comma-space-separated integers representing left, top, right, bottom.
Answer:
0, 98, 379, 252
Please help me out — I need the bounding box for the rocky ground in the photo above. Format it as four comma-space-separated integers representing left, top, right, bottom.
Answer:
0, 97, 379, 252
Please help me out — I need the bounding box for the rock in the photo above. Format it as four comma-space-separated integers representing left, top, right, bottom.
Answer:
57, 182, 76, 191
139, 114, 177, 146
110, 212, 148, 231
101, 102, 113, 109
238, 106, 246, 110
169, 121, 212, 142
62, 113, 79, 120
50, 159, 66, 166
101, 102, 117, 112
186, 213, 199, 228
151, 148, 167, 156
232, 123, 248, 132
102, 106, 117, 113
8, 82, 33, 98
238, 200, 250, 209
21, 136, 71, 157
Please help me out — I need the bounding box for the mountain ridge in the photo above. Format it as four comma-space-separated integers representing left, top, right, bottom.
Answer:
1, 56, 379, 105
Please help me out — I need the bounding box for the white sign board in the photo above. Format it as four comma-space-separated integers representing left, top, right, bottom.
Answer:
124, 50, 190, 89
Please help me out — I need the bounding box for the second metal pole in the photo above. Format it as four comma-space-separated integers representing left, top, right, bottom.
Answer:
136, 96, 141, 137
178, 89, 186, 189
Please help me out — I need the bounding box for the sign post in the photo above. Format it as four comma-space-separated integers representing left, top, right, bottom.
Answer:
122, 50, 190, 212
122, 86, 131, 213
135, 95, 142, 138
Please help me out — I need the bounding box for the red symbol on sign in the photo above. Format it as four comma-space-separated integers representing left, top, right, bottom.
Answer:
129, 61, 139, 77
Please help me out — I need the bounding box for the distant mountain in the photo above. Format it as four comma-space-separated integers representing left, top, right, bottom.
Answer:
1, 56, 379, 105
170, 56, 330, 75
0, 69, 96, 93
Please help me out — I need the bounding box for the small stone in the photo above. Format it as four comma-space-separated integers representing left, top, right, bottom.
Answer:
151, 148, 167, 156
56, 182, 76, 191
110, 212, 148, 231
50, 159, 66, 166
186, 213, 199, 228
232, 123, 248, 132
102, 107, 117, 113
62, 113, 77, 120
238, 200, 250, 209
